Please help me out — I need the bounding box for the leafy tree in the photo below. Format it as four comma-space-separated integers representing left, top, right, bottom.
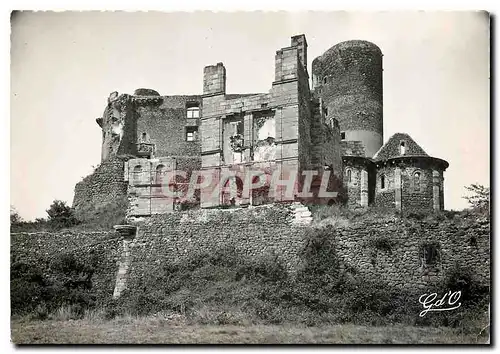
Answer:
46, 200, 79, 227
463, 184, 489, 213
10, 206, 22, 224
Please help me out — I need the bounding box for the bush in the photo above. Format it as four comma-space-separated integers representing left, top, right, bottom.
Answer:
11, 253, 97, 318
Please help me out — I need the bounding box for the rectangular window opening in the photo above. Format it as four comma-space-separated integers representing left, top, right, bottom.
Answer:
186, 126, 198, 142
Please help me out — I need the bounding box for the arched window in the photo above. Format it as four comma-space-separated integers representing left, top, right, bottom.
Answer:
414, 171, 421, 192
346, 169, 352, 183
380, 174, 386, 190
155, 164, 165, 184
133, 165, 142, 184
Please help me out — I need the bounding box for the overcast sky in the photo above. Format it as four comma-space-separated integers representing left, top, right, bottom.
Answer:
11, 11, 489, 220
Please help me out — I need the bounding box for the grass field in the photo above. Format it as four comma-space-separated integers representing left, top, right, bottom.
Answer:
11, 317, 489, 344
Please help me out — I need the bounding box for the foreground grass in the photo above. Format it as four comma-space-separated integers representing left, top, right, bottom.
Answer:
11, 318, 488, 344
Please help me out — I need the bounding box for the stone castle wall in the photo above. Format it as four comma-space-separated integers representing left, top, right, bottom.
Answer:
11, 230, 121, 302
335, 215, 490, 289
11, 207, 490, 301
135, 95, 202, 158
72, 156, 129, 220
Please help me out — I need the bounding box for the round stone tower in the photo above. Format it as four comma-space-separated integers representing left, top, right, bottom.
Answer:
312, 40, 383, 158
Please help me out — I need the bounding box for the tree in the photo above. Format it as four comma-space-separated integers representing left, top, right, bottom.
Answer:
10, 206, 22, 224
46, 200, 79, 227
463, 184, 490, 213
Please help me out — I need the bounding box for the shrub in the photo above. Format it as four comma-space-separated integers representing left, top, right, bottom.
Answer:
11, 253, 98, 318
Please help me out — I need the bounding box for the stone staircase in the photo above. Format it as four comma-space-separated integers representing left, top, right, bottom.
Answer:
290, 202, 313, 225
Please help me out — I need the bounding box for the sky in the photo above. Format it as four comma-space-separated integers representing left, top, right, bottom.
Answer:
10, 11, 490, 220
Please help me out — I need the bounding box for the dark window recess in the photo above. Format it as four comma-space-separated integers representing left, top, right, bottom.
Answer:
186, 127, 198, 142
400, 141, 406, 155
414, 172, 421, 191
380, 175, 385, 189
347, 169, 352, 183
323, 76, 328, 84
341, 132, 346, 140
422, 244, 439, 266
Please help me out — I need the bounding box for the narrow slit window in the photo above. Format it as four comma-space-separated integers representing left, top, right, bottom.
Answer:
347, 169, 352, 183
341, 132, 346, 140
380, 175, 385, 189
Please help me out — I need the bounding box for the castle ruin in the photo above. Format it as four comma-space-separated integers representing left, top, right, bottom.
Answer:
73, 34, 449, 219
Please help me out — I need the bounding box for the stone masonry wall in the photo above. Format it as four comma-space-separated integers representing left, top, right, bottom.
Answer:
122, 208, 489, 295
135, 95, 202, 158
12, 208, 489, 301
343, 166, 362, 208
341, 141, 366, 157
73, 156, 128, 221
334, 215, 490, 290
11, 230, 122, 302
121, 204, 307, 295
400, 167, 434, 213
373, 166, 396, 209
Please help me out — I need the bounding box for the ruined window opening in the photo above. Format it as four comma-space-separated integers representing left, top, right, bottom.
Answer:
323, 76, 328, 84
186, 126, 198, 142
324, 107, 328, 116
400, 141, 406, 155
380, 175, 386, 190
341, 132, 346, 140
155, 164, 165, 184
414, 171, 421, 192
133, 165, 142, 184
421, 244, 440, 267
